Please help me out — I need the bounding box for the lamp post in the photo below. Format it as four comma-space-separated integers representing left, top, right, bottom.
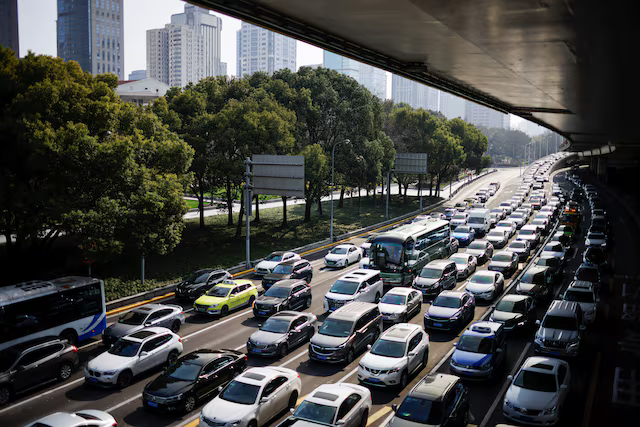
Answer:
330, 139, 350, 242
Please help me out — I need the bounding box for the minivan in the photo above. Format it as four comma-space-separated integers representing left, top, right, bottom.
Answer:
309, 302, 382, 364
412, 259, 457, 297
324, 270, 383, 312
534, 300, 585, 357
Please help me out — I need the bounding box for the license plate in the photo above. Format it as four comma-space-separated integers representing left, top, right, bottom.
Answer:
253, 349, 262, 353
88, 377, 98, 383
198, 306, 207, 312
318, 355, 328, 360
368, 378, 381, 383
519, 416, 534, 422
257, 311, 266, 315
421, 290, 428, 294
433, 322, 443, 327
147, 401, 158, 408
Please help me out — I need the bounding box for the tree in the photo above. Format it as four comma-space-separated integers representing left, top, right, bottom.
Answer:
448, 118, 489, 172
301, 144, 329, 222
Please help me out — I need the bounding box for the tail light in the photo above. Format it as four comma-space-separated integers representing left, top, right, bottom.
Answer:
112, 423, 118, 427
178, 337, 182, 343
71, 346, 78, 353
297, 373, 300, 378
243, 355, 248, 361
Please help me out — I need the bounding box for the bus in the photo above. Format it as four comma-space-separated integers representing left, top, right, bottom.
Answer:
367, 219, 452, 286
0, 276, 106, 351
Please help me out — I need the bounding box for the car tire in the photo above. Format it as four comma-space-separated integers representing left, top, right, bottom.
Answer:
280, 343, 289, 358
117, 370, 133, 388
171, 320, 181, 333
288, 391, 298, 409
360, 409, 369, 427
422, 348, 429, 368
167, 350, 179, 366
248, 295, 256, 307
374, 293, 381, 303
58, 362, 74, 381
221, 305, 229, 316
0, 386, 11, 405
183, 394, 196, 413
60, 329, 78, 346
399, 371, 408, 389
346, 349, 354, 365
357, 254, 362, 263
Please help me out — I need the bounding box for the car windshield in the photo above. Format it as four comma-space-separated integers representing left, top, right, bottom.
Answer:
260, 318, 291, 334
219, 380, 261, 405
165, 361, 202, 381
468, 242, 486, 250
265, 253, 284, 262
456, 335, 494, 354
273, 265, 294, 274
395, 396, 443, 425
454, 226, 471, 233
576, 268, 598, 283
419, 268, 442, 279
492, 254, 512, 262
468, 217, 484, 224
497, 222, 512, 228
519, 229, 535, 236
294, 401, 337, 425
449, 255, 469, 265
381, 294, 406, 305
544, 244, 563, 252
510, 241, 526, 249
329, 280, 359, 295
331, 247, 349, 255
496, 299, 527, 313
318, 319, 353, 338
511, 213, 524, 218
537, 258, 558, 267
108, 339, 141, 357
118, 311, 147, 325
470, 275, 494, 285
453, 214, 466, 220
372, 242, 403, 264
584, 248, 605, 264
542, 315, 577, 330
514, 370, 557, 392
564, 290, 594, 303
488, 231, 505, 239
588, 233, 605, 240
185, 271, 210, 284
433, 295, 462, 309
264, 286, 290, 298
206, 286, 231, 297
370, 339, 406, 358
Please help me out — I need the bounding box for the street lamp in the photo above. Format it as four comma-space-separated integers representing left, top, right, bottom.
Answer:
330, 139, 350, 242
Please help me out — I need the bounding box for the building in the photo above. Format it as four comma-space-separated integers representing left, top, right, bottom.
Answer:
116, 78, 170, 106
464, 101, 510, 129
440, 92, 465, 119
57, 0, 124, 79
391, 74, 439, 111
147, 4, 224, 87
128, 69, 146, 81
323, 51, 386, 99
236, 22, 296, 77
0, 0, 18, 55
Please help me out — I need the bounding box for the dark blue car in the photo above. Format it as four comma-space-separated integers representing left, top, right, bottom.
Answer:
452, 225, 475, 246
449, 321, 506, 379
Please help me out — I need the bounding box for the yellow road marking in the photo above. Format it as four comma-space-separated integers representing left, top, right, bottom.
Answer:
106, 292, 176, 316
367, 407, 392, 426
582, 352, 602, 427
296, 394, 308, 406
184, 419, 199, 427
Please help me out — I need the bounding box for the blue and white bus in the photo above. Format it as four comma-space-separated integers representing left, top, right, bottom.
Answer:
0, 276, 106, 351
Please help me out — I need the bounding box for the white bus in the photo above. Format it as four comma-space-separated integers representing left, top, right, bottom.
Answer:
0, 276, 106, 351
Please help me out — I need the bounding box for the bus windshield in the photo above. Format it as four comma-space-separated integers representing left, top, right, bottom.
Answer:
372, 242, 403, 265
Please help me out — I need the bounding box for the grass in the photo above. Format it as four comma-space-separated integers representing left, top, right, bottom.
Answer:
184, 199, 200, 209
95, 193, 441, 301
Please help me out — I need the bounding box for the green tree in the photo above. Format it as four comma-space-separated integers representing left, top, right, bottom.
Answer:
448, 118, 489, 173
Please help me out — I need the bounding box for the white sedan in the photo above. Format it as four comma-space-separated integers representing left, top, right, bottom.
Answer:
464, 271, 504, 301
324, 244, 362, 268
25, 410, 116, 427
448, 253, 477, 280
199, 366, 302, 427
255, 251, 301, 276
292, 383, 372, 427
495, 220, 517, 238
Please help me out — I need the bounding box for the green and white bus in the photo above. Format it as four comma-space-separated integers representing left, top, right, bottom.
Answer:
367, 219, 452, 286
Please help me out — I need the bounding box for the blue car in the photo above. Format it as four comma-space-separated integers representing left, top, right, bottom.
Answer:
452, 225, 476, 246
449, 321, 506, 380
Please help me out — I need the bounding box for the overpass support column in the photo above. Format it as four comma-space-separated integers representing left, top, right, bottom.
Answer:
597, 156, 608, 182
590, 157, 598, 174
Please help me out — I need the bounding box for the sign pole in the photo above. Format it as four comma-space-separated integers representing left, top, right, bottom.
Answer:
245, 157, 252, 269
386, 170, 391, 219
419, 174, 423, 210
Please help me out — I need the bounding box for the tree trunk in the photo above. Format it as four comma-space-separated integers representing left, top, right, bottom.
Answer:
429, 175, 434, 197
198, 183, 205, 229
317, 195, 323, 215
225, 178, 233, 226
338, 186, 345, 208
398, 178, 402, 195
254, 195, 260, 223
282, 196, 287, 227
403, 183, 408, 204
235, 189, 245, 238
436, 175, 443, 197
305, 197, 312, 222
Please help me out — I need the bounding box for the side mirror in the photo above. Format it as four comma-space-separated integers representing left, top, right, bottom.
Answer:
218, 385, 224, 392
260, 396, 270, 403
452, 342, 457, 347
535, 320, 541, 326
408, 351, 417, 357
336, 421, 345, 426
507, 375, 513, 381
367, 344, 372, 350
140, 351, 149, 357
560, 384, 569, 390
199, 374, 209, 380
290, 408, 295, 414
580, 324, 587, 331
391, 404, 398, 412
144, 321, 152, 327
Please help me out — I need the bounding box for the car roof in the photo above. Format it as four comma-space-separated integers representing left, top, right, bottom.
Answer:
269, 279, 306, 289
29, 412, 90, 427
381, 324, 422, 342
463, 321, 503, 337
339, 269, 379, 281
410, 373, 458, 401
271, 311, 305, 321
178, 349, 239, 366
236, 367, 294, 386
277, 259, 307, 267
471, 270, 497, 278
5, 336, 64, 354
133, 303, 170, 313
546, 300, 580, 317
498, 294, 529, 304
385, 287, 416, 296
520, 225, 538, 231
334, 243, 356, 249
438, 290, 466, 299
567, 280, 595, 292
425, 259, 455, 269
493, 250, 516, 258
330, 302, 378, 321
124, 327, 171, 342
305, 384, 365, 406
523, 266, 548, 276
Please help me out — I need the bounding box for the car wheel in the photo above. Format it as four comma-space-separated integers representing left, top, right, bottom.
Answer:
346, 349, 354, 365
280, 343, 289, 358
60, 329, 78, 346
248, 295, 256, 307
183, 395, 196, 413
399, 371, 408, 389
288, 391, 298, 409
221, 305, 229, 316
171, 320, 181, 333
117, 370, 133, 388
167, 350, 179, 366
374, 293, 381, 303
422, 348, 429, 367
360, 409, 369, 427
357, 254, 362, 262
58, 362, 73, 381
0, 386, 11, 405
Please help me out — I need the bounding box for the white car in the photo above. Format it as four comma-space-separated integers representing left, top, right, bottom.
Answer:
507, 212, 527, 229
540, 242, 566, 262
378, 288, 422, 324
464, 271, 504, 301
255, 251, 301, 276
496, 220, 517, 238
448, 253, 477, 280
585, 232, 607, 247
561, 281, 598, 324
503, 357, 571, 426
450, 212, 469, 228
465, 240, 494, 263
486, 229, 509, 249
324, 244, 363, 268
200, 367, 302, 427
517, 225, 541, 248
291, 383, 372, 427
498, 202, 513, 215
358, 323, 429, 388
25, 410, 117, 427
324, 270, 384, 312
85, 327, 182, 388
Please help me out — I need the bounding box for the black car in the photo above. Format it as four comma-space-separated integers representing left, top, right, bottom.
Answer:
535, 256, 564, 282
253, 279, 312, 318
574, 263, 602, 290
247, 311, 317, 357
261, 259, 313, 290
175, 269, 232, 300
143, 349, 247, 413
0, 337, 79, 405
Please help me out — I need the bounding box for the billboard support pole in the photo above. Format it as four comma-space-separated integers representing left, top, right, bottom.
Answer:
244, 157, 253, 269
419, 174, 423, 210
386, 170, 391, 219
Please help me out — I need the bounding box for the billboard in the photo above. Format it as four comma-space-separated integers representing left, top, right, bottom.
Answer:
394, 153, 428, 174
251, 155, 305, 198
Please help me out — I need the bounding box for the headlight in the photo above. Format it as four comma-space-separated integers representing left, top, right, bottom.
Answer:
388, 367, 402, 374
541, 405, 557, 416
504, 399, 514, 409
103, 370, 118, 376
207, 305, 219, 311
164, 393, 183, 402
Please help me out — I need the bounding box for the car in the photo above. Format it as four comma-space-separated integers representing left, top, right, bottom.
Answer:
253, 280, 312, 318
284, 383, 372, 427
540, 242, 566, 262
309, 302, 382, 364
490, 295, 536, 331
496, 220, 517, 238
535, 256, 564, 282
498, 202, 513, 215
0, 337, 79, 405
449, 236, 459, 254
508, 212, 527, 229
549, 231, 571, 248
247, 311, 317, 357
490, 208, 506, 221
358, 323, 429, 388
200, 366, 302, 427
255, 252, 301, 276
175, 269, 233, 300
514, 207, 530, 219
486, 229, 509, 249
388, 373, 470, 427
24, 410, 117, 427
503, 357, 571, 426
324, 270, 383, 312
489, 212, 500, 228
378, 288, 423, 323
582, 245, 608, 269
450, 321, 506, 380
591, 208, 607, 217
324, 244, 363, 268
465, 240, 494, 264
464, 271, 504, 301
451, 225, 475, 246
143, 349, 248, 413
412, 214, 430, 223
531, 218, 550, 236
534, 300, 585, 357
574, 263, 601, 290
261, 259, 313, 289
454, 202, 467, 212
424, 290, 475, 332
85, 327, 183, 388
450, 212, 469, 228
585, 231, 607, 247
448, 253, 477, 280
557, 224, 576, 241
102, 303, 185, 346
488, 251, 520, 277
507, 239, 531, 262
444, 208, 457, 220
194, 280, 259, 316
517, 266, 553, 300
561, 281, 598, 324
429, 212, 447, 221
413, 260, 458, 297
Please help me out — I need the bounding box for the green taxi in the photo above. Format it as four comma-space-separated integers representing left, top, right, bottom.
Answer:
193, 279, 258, 316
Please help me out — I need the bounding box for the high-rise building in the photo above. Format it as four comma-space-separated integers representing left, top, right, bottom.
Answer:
440, 92, 465, 119
57, 0, 124, 79
147, 4, 224, 87
323, 51, 386, 99
236, 22, 296, 77
128, 69, 146, 81
391, 74, 439, 111
0, 0, 19, 55
464, 101, 510, 129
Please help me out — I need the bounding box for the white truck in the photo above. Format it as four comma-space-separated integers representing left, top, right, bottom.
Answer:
467, 208, 491, 235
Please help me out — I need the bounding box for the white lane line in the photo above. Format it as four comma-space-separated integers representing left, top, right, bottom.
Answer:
79, 341, 101, 350
378, 411, 395, 427
429, 346, 456, 375
105, 393, 143, 413
0, 377, 85, 415
337, 366, 359, 384
234, 344, 246, 351
478, 342, 532, 427
182, 309, 254, 342
278, 350, 309, 367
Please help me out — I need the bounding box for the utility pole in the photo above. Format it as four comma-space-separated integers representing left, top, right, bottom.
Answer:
244, 158, 253, 268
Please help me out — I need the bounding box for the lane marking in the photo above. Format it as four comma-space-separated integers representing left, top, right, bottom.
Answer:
296, 394, 308, 406
179, 414, 200, 427
337, 366, 359, 383
278, 350, 309, 368
105, 393, 142, 413
234, 344, 246, 351
582, 352, 602, 427
0, 376, 85, 415
367, 407, 392, 426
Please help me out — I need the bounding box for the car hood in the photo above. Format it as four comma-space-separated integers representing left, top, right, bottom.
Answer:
454, 264, 469, 272
488, 261, 510, 269
538, 327, 579, 342
145, 375, 194, 397
325, 292, 356, 301
263, 272, 291, 281
517, 283, 544, 293
249, 330, 286, 345
505, 385, 557, 411
518, 235, 537, 241
452, 350, 491, 367
311, 333, 349, 348
427, 305, 461, 319
388, 416, 437, 427
414, 277, 439, 287
87, 351, 134, 372
465, 249, 485, 257
509, 247, 527, 253
202, 398, 256, 423
378, 303, 407, 314
486, 236, 505, 244
360, 353, 406, 371
465, 282, 494, 293
104, 322, 138, 338
325, 253, 347, 261
491, 311, 523, 323
256, 260, 280, 270
255, 296, 286, 306
586, 238, 606, 245
194, 295, 228, 306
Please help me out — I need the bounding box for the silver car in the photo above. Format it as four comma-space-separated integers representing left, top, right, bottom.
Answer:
287, 383, 372, 427
25, 410, 117, 427
102, 303, 185, 346
247, 311, 317, 357
465, 240, 494, 263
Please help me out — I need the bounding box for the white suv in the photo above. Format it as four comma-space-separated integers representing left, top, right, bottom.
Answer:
357, 323, 429, 388
324, 270, 383, 312
290, 383, 372, 427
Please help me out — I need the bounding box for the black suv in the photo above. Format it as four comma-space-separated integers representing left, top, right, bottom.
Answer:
175, 269, 232, 300
0, 337, 79, 404
253, 279, 312, 318
309, 302, 382, 364
261, 259, 313, 290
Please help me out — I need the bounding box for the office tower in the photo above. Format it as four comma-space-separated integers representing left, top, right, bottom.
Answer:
57, 0, 124, 79
128, 70, 146, 81
391, 74, 439, 111
440, 92, 466, 119
236, 22, 296, 77
0, 0, 19, 55
323, 51, 387, 100
464, 101, 510, 129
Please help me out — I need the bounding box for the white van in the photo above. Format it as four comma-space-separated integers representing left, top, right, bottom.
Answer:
468, 208, 491, 235
323, 270, 384, 312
